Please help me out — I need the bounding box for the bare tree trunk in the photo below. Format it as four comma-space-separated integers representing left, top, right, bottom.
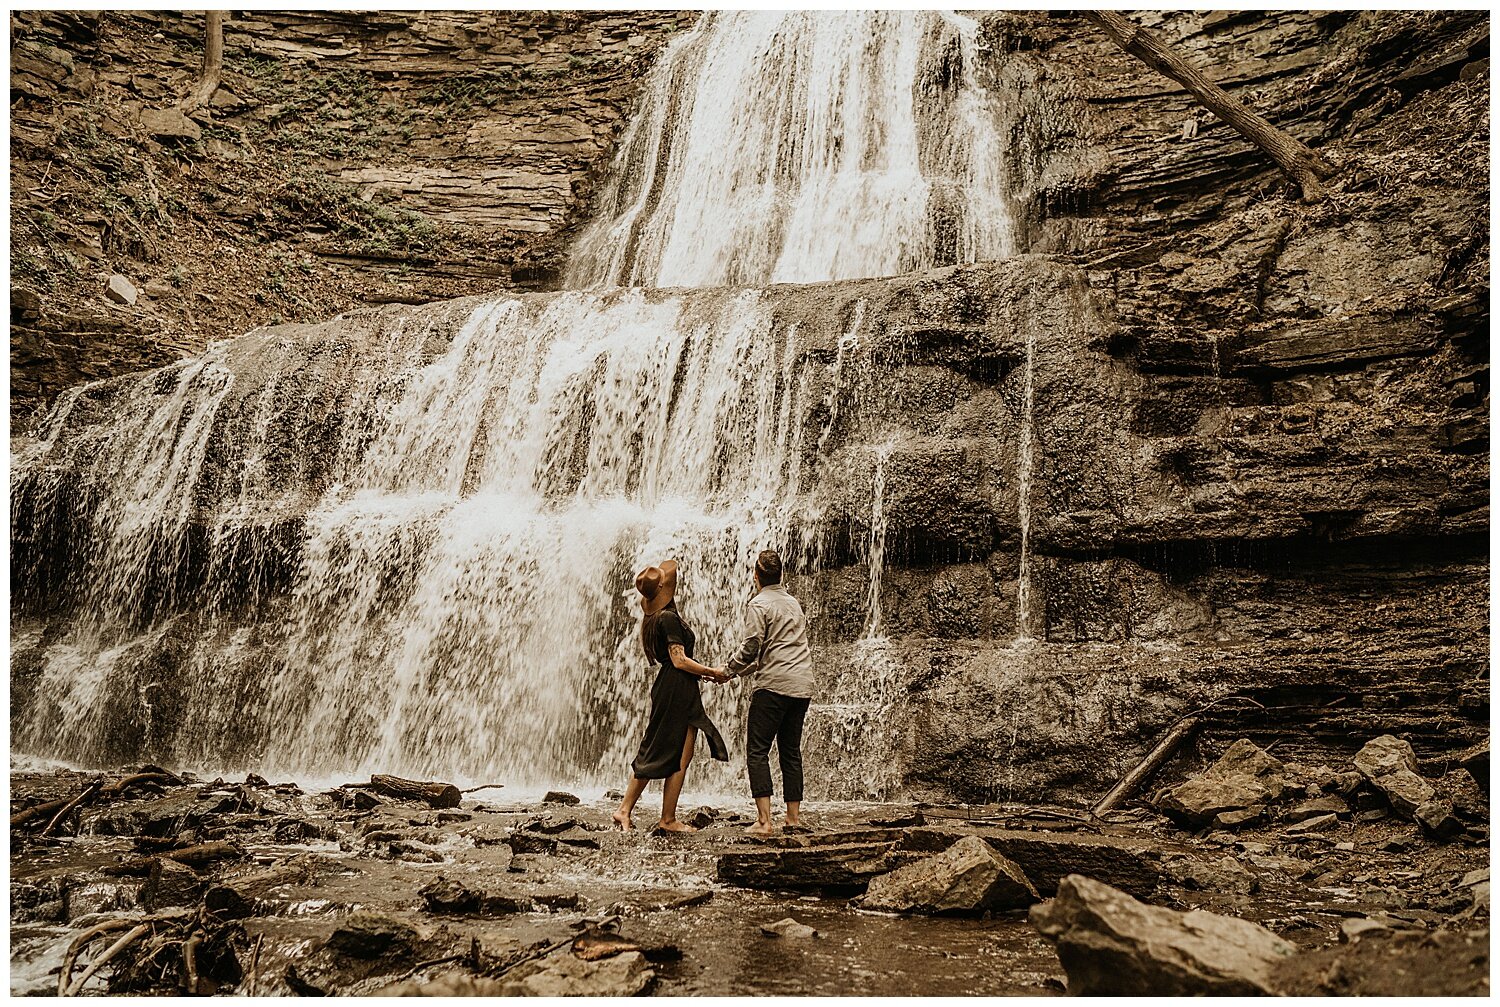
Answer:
1083, 11, 1336, 202
183, 10, 224, 112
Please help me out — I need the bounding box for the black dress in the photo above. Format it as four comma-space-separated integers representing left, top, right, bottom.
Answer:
630, 601, 729, 779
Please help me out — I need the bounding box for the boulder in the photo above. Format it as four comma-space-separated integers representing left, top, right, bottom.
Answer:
1156, 739, 1286, 828
1353, 736, 1435, 817
1030, 875, 1296, 995
104, 274, 139, 306
500, 948, 653, 996
542, 791, 580, 805
857, 835, 1038, 914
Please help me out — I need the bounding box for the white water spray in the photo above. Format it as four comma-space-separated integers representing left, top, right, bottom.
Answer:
569, 11, 1014, 289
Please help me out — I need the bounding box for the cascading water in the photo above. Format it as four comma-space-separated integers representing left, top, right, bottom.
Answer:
11, 10, 1020, 796
568, 11, 1015, 289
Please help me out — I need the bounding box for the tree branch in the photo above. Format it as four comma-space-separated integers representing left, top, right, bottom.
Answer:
1083, 11, 1336, 202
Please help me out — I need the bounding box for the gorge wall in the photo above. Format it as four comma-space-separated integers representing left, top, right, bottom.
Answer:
10, 10, 1489, 804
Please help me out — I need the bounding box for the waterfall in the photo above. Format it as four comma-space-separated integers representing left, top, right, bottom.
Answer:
13, 290, 835, 785
1014, 321, 1037, 641
11, 10, 1020, 793
568, 11, 1014, 289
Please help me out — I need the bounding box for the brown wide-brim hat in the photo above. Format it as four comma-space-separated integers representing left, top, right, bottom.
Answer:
635, 559, 678, 616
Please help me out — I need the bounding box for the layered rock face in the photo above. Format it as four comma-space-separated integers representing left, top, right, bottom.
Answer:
10, 10, 692, 419
10, 11, 1489, 802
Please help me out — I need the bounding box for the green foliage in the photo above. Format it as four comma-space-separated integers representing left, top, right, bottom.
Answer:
271, 172, 442, 258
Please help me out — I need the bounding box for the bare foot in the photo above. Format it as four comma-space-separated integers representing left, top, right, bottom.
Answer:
656, 819, 697, 833
746, 821, 777, 837
612, 809, 633, 831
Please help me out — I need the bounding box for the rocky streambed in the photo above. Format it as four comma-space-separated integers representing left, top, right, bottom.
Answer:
9, 736, 1489, 996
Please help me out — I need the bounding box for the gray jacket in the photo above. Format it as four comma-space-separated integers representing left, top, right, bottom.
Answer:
726, 583, 815, 699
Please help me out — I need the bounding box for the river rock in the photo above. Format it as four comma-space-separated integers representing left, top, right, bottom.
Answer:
902, 826, 1163, 898
542, 791, 580, 805
1353, 736, 1435, 817
327, 911, 419, 958
1211, 805, 1266, 829
1286, 795, 1349, 821
761, 917, 819, 938
1155, 739, 1286, 828
716, 840, 900, 891
1283, 813, 1340, 836
380, 972, 507, 996
142, 857, 203, 910
1030, 874, 1296, 995
1161, 854, 1258, 896
857, 835, 1038, 914
500, 948, 653, 996
1413, 798, 1464, 841
419, 877, 578, 915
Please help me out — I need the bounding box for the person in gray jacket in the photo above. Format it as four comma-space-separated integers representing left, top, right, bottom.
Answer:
725, 548, 815, 836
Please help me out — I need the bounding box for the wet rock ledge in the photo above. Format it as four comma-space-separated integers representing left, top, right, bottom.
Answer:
9, 739, 1489, 996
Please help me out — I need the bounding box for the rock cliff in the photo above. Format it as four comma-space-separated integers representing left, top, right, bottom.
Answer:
9, 10, 1489, 803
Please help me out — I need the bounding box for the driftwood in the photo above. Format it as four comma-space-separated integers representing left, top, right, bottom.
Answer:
346, 775, 463, 809
42, 780, 104, 836
1091, 716, 1202, 817
64, 924, 151, 996
104, 841, 244, 877
101, 772, 182, 797
1082, 11, 1336, 201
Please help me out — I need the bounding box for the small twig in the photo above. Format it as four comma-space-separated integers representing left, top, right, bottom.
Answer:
399, 952, 465, 980
489, 934, 573, 979
461, 783, 506, 793
65, 923, 150, 996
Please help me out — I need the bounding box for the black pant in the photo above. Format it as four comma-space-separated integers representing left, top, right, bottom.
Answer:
746, 689, 811, 802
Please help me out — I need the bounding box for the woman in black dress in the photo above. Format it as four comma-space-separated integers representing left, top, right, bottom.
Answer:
613, 559, 730, 832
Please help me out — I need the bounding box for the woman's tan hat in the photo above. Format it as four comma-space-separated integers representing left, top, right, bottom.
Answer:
634, 559, 678, 615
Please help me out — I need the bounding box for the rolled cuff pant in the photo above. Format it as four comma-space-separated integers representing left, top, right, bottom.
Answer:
746, 688, 811, 801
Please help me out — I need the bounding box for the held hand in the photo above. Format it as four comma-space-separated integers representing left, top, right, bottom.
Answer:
705, 667, 731, 684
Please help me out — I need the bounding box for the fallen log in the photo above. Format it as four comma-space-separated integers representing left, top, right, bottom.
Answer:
104, 841, 244, 876
347, 775, 463, 809
1092, 717, 1201, 817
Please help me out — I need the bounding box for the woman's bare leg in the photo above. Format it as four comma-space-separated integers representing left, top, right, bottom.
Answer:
613, 775, 648, 831
657, 730, 697, 832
